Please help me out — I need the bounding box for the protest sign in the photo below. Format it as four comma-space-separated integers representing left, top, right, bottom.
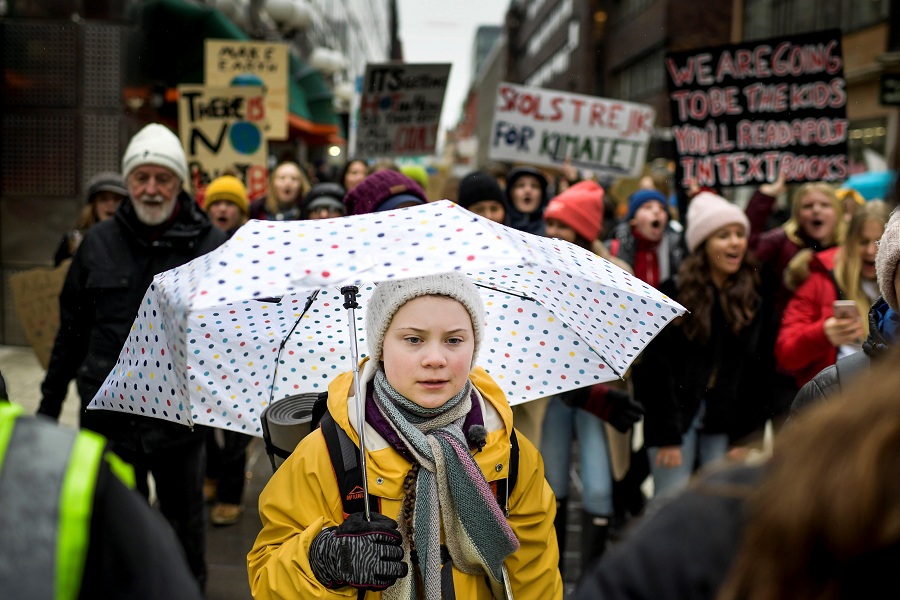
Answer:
666, 29, 848, 188
10, 262, 70, 369
489, 82, 656, 177
353, 63, 451, 157
205, 39, 289, 140
177, 84, 269, 199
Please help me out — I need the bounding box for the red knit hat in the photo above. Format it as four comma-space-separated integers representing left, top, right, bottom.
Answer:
543, 180, 605, 242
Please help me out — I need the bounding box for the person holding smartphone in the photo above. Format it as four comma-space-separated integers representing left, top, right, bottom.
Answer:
775, 201, 892, 389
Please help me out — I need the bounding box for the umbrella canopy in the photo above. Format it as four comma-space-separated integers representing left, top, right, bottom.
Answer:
90, 200, 685, 434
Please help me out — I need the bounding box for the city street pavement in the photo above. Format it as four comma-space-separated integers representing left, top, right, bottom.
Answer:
0, 344, 588, 598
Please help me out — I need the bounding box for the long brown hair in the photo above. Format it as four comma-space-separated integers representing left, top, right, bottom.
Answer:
264, 161, 311, 215
717, 346, 900, 600
676, 243, 760, 344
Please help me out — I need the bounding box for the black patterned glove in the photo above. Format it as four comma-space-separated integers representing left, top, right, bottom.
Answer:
309, 512, 408, 591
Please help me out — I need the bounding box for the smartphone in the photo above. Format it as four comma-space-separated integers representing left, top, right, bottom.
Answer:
832, 300, 860, 320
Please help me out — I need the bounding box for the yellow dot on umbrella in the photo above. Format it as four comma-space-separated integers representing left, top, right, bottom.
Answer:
511, 331, 517, 336
230, 395, 236, 400
234, 269, 242, 274
127, 371, 132, 377
197, 315, 204, 319
548, 317, 555, 322
150, 373, 155, 379
149, 323, 153, 330
213, 354, 220, 359
248, 361, 254, 366
569, 351, 576, 357
235, 325, 241, 329
533, 363, 539, 368
620, 304, 626, 309
196, 385, 202, 391
311, 366, 317, 371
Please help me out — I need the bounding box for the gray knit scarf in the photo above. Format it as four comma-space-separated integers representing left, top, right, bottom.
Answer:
372, 370, 519, 600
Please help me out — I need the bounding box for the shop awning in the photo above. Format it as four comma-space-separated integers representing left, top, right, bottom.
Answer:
126, 0, 341, 144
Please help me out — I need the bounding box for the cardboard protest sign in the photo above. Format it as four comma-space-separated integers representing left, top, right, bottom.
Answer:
354, 63, 451, 157
488, 82, 656, 177
10, 262, 70, 369
666, 29, 848, 188
177, 85, 269, 199
205, 39, 289, 140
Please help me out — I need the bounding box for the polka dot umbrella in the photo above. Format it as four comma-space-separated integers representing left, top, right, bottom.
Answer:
89, 200, 685, 435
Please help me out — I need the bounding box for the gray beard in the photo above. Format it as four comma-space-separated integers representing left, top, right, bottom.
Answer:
133, 194, 176, 226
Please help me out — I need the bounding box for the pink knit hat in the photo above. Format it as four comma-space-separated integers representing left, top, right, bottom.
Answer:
685, 192, 750, 252
543, 181, 605, 242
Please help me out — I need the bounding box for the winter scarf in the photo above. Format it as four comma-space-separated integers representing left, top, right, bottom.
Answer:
371, 370, 519, 599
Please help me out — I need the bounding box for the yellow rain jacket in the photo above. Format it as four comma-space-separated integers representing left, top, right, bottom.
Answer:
248, 363, 563, 599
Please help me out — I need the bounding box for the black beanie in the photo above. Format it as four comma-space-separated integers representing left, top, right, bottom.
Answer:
457, 171, 505, 210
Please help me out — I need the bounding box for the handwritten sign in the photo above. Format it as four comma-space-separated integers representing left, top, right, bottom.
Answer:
488, 82, 656, 177
177, 85, 269, 199
353, 63, 451, 157
666, 29, 848, 188
10, 262, 70, 369
205, 39, 289, 140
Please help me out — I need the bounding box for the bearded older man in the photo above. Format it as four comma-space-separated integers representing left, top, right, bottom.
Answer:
38, 123, 226, 591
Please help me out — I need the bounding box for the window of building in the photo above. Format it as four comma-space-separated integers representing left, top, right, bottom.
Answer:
611, 46, 666, 101
744, 0, 889, 39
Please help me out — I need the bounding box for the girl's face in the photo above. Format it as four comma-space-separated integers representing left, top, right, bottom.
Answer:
344, 161, 368, 191
704, 223, 748, 284
544, 218, 578, 243
381, 295, 475, 409
93, 191, 124, 221
630, 201, 669, 242
859, 219, 883, 281
509, 175, 543, 214
467, 200, 505, 224
796, 190, 837, 244
207, 200, 244, 233
272, 164, 303, 204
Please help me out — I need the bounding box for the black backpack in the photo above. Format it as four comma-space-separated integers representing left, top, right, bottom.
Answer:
310, 392, 520, 518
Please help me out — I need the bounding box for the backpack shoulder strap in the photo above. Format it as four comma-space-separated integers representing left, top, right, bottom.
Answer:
496, 429, 520, 517
319, 411, 380, 519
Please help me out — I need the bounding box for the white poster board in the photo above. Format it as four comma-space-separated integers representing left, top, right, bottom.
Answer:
353, 63, 451, 157
489, 82, 656, 178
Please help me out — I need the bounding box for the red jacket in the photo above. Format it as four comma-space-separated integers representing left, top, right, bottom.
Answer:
775, 246, 840, 387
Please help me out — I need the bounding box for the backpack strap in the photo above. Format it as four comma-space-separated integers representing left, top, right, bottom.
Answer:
319, 411, 380, 519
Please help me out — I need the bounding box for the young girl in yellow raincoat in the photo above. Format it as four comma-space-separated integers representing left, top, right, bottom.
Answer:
247, 272, 563, 599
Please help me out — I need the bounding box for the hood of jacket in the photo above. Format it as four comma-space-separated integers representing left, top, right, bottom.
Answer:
867, 297, 896, 358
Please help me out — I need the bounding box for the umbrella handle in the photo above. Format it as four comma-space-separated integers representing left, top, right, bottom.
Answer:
341, 286, 371, 521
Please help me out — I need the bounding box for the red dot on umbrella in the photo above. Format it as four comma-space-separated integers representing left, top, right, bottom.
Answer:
322, 271, 330, 277
467, 255, 475, 261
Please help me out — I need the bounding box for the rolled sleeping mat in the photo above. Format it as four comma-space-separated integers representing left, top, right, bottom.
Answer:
261, 393, 318, 472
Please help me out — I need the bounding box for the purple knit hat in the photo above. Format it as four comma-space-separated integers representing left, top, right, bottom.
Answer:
344, 170, 428, 215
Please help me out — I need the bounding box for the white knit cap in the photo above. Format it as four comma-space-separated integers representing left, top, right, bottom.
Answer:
876, 208, 900, 311
365, 272, 485, 368
121, 123, 188, 184
685, 192, 750, 252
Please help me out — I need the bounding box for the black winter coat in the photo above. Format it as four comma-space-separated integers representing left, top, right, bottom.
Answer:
791, 297, 893, 415
633, 279, 771, 447
39, 192, 226, 451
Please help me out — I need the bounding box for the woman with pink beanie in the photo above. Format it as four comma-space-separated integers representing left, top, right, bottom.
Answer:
632, 192, 771, 497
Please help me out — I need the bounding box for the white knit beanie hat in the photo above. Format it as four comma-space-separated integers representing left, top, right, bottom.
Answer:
121, 123, 188, 184
685, 192, 751, 252
876, 208, 900, 311
365, 272, 485, 368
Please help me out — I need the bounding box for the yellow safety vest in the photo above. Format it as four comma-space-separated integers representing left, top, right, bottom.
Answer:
0, 403, 134, 600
